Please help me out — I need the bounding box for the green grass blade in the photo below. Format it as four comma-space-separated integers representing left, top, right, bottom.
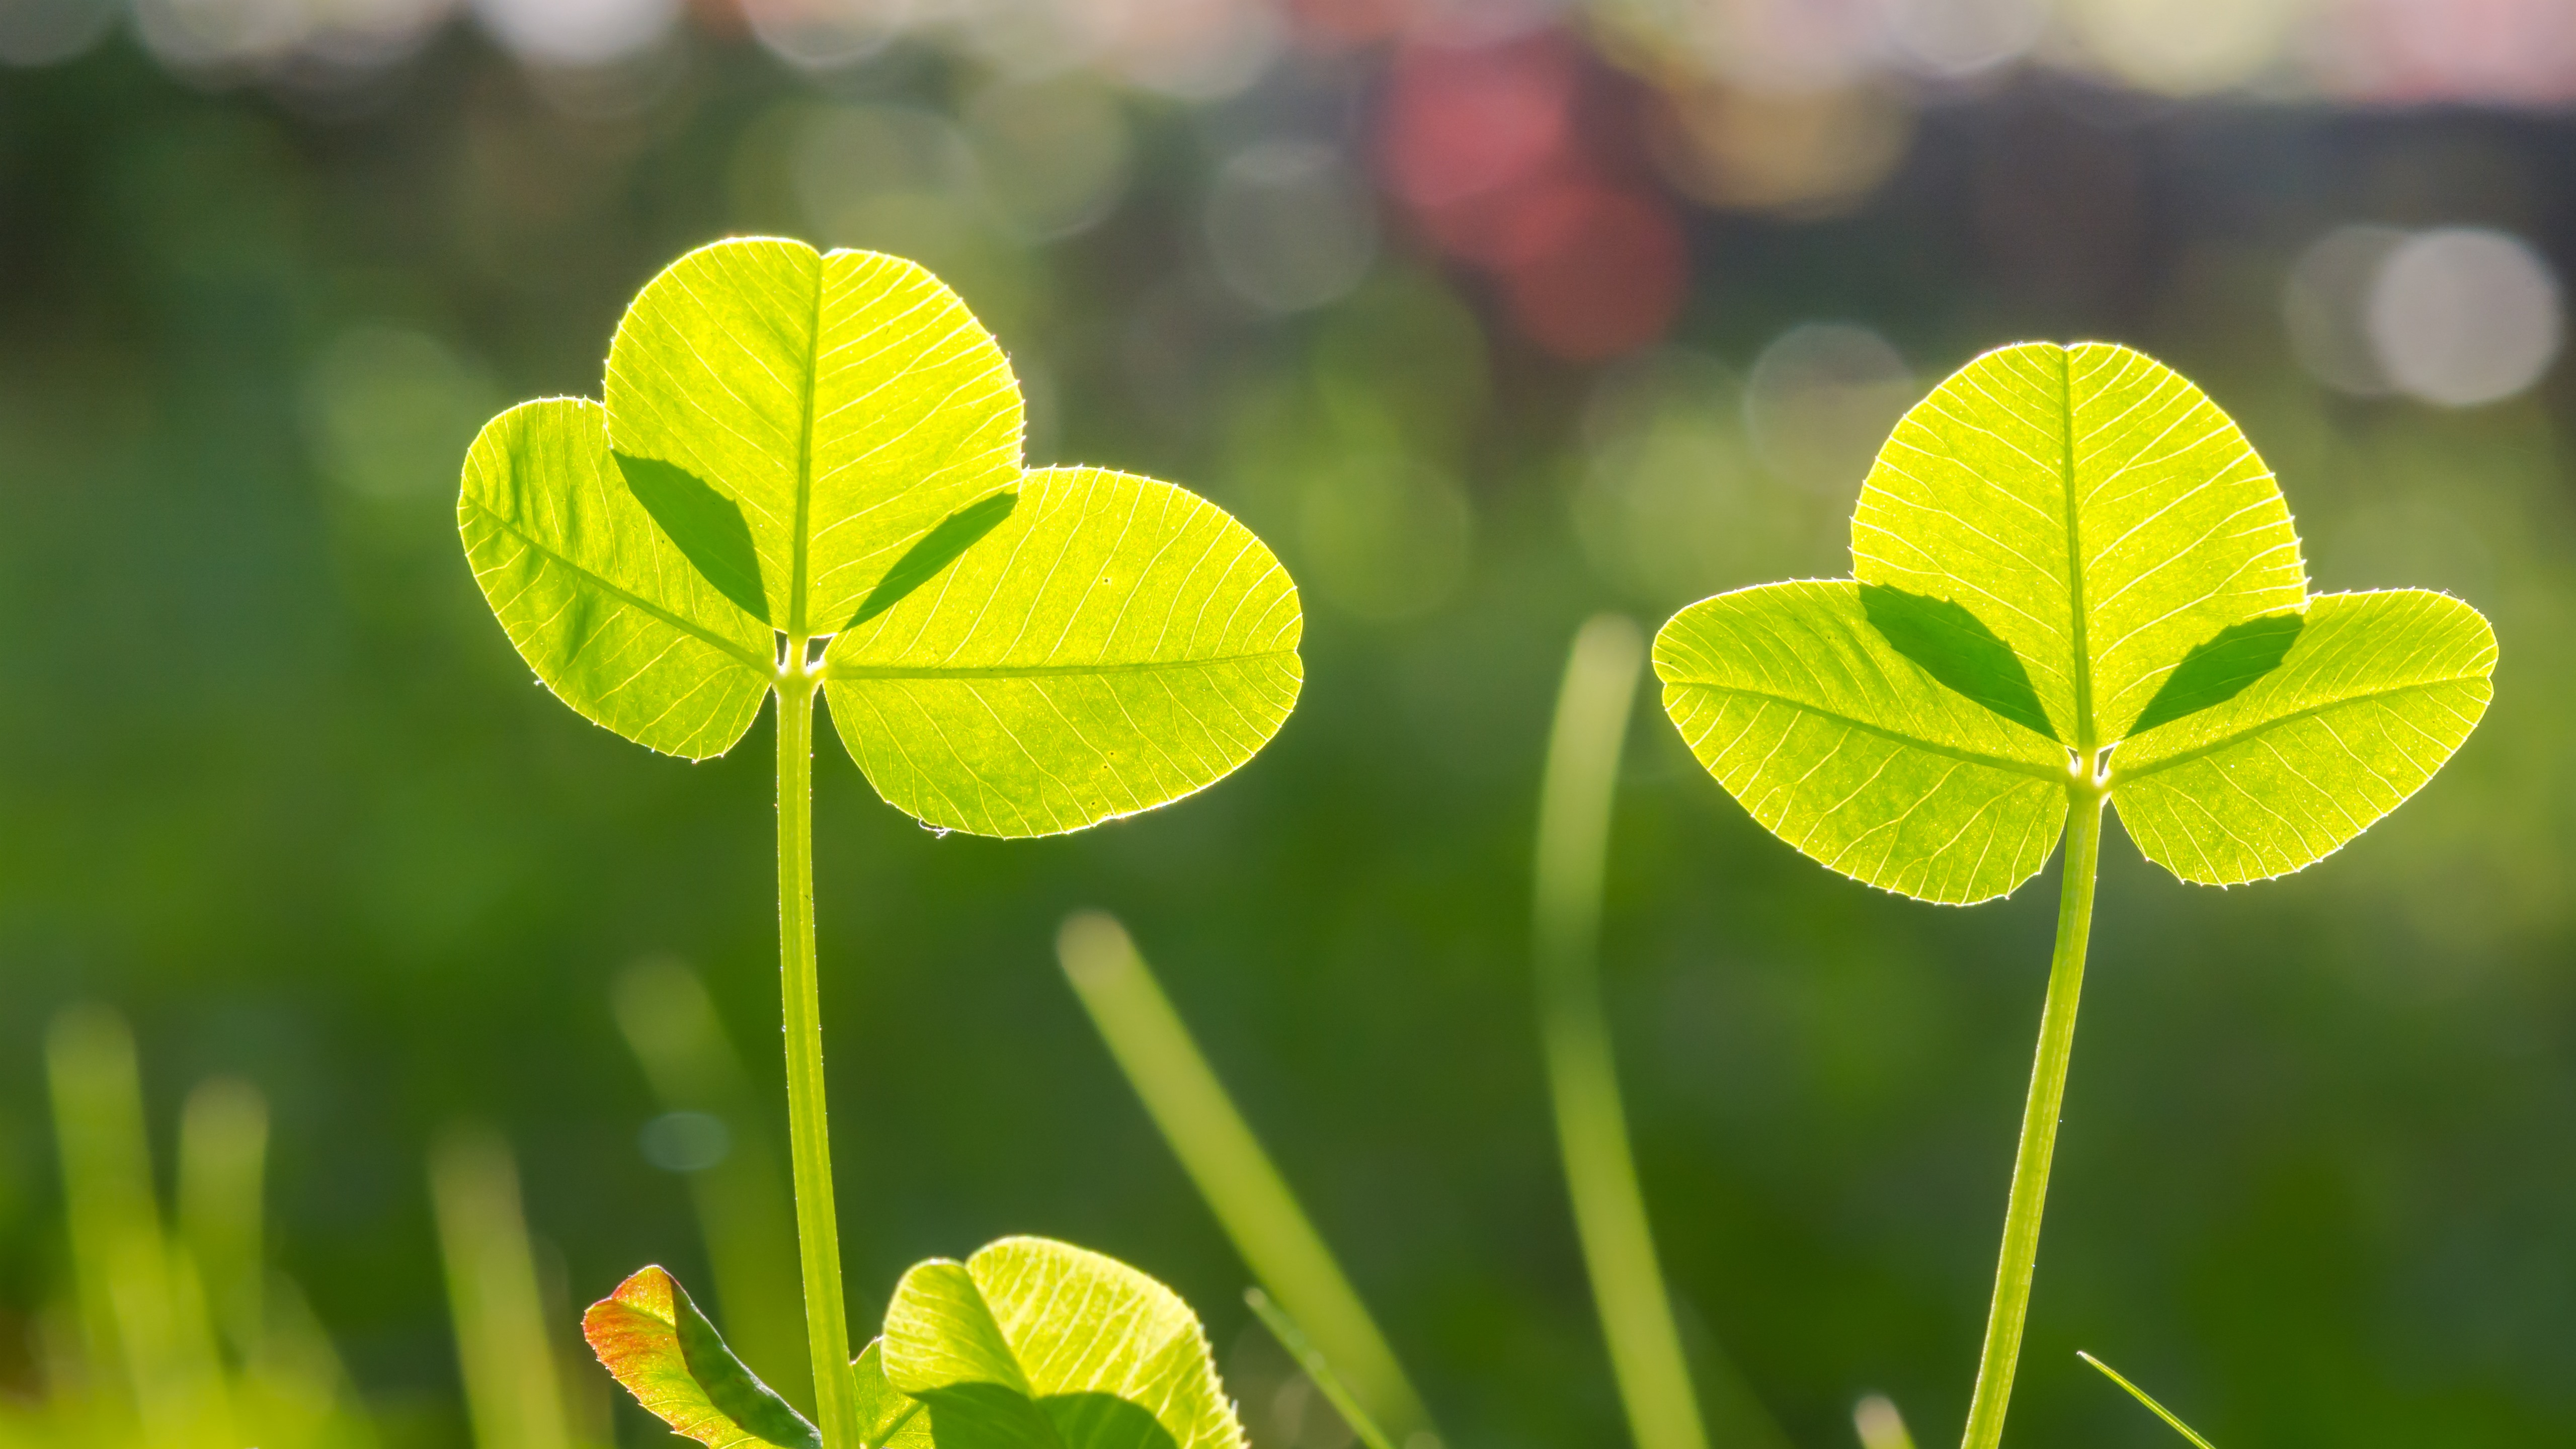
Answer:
177, 1077, 268, 1365
1056, 913, 1437, 1448
429, 1126, 576, 1449
1851, 1394, 1916, 1449
2078, 1352, 2218, 1449
48, 1005, 236, 1447
1245, 1287, 1398, 1449
612, 958, 814, 1412
1535, 615, 1711, 1449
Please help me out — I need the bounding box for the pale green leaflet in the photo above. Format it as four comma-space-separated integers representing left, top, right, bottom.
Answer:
460, 238, 1300, 1449
1655, 341, 2494, 1449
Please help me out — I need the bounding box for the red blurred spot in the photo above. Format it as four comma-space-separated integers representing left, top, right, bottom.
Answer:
1381, 35, 1577, 210
1501, 183, 1686, 362
1376, 31, 1688, 361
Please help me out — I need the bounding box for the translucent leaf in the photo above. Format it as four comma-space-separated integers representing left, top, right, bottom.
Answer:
1853, 341, 2305, 749
604, 238, 1024, 637
583, 1265, 820, 1449
457, 240, 1303, 831
850, 1339, 933, 1449
822, 466, 1304, 838
2113, 590, 2496, 884
880, 1236, 1246, 1449
458, 399, 772, 760
1655, 341, 2496, 900
1656, 580, 2069, 906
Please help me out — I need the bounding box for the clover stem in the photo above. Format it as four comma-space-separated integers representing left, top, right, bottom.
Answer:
775, 675, 860, 1449
1958, 786, 2105, 1449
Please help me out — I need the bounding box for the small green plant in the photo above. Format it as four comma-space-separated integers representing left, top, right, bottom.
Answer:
457, 237, 1303, 1449
1651, 342, 2496, 1448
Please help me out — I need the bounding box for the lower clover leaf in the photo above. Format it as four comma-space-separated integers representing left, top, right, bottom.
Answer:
877, 1237, 1245, 1449
1653, 340, 2495, 1449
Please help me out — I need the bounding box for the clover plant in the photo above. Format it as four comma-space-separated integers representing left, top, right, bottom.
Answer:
458, 237, 1303, 1449
1652, 342, 2496, 1448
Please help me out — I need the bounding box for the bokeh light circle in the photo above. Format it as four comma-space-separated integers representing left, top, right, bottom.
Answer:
2368, 226, 2563, 408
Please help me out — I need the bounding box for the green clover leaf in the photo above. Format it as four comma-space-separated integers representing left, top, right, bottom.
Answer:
458, 237, 1302, 834
1655, 340, 2494, 904
880, 1237, 1245, 1449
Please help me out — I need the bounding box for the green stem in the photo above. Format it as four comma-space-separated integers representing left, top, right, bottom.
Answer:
1957, 787, 2105, 1449
1535, 617, 1711, 1449
776, 676, 859, 1449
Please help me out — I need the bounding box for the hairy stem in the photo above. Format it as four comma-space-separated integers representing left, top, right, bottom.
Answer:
1958, 788, 2105, 1449
1535, 617, 1711, 1449
776, 677, 858, 1448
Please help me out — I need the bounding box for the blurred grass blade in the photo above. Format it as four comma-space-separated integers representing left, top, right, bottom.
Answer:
613, 957, 814, 1410
1534, 616, 1708, 1449
584, 1264, 819, 1448
1245, 1286, 1397, 1449
1057, 912, 1437, 1447
178, 1077, 268, 1361
47, 1004, 234, 1447
2078, 1352, 2217, 1449
1851, 1394, 1915, 1449
430, 1126, 576, 1449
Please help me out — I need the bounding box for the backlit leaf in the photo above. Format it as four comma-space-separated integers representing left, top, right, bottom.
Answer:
459, 399, 771, 760
603, 238, 1024, 636
1655, 341, 2494, 900
2113, 590, 2494, 884
584, 1265, 819, 1449
850, 1339, 933, 1449
1852, 341, 2304, 750
822, 467, 1304, 838
458, 240, 1302, 831
1656, 580, 2068, 906
880, 1236, 1245, 1449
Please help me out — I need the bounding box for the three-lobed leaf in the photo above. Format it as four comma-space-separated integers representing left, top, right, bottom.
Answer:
459, 238, 1301, 835
881, 1236, 1245, 1449
1656, 341, 2496, 903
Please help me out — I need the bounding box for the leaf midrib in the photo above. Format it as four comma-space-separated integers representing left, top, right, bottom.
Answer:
824, 649, 1298, 683
1667, 680, 2066, 782
787, 257, 827, 639
465, 498, 772, 674
2110, 673, 2487, 784
2058, 345, 2097, 756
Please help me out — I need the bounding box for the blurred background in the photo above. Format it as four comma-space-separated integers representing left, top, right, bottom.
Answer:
2, 0, 2572, 1444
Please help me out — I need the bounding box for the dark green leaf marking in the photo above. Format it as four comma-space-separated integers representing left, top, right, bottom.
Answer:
1860, 583, 2058, 742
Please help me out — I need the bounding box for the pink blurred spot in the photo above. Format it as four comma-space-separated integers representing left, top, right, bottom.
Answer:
1502, 183, 1686, 362
1381, 34, 1578, 210
2330, 0, 2576, 104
